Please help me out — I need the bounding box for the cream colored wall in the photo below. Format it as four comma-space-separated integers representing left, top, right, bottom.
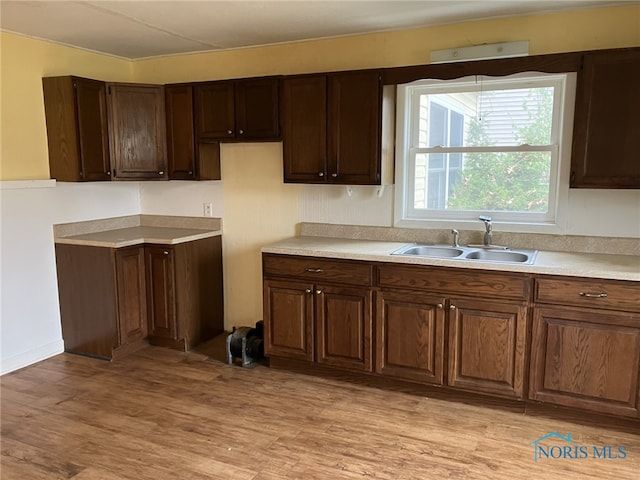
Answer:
133, 5, 640, 83
218, 143, 301, 326
0, 32, 133, 180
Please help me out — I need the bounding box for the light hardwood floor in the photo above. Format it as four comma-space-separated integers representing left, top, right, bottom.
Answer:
1, 346, 639, 479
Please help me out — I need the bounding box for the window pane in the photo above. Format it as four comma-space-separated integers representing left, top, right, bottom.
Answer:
447, 151, 551, 212
428, 102, 447, 147
418, 86, 554, 147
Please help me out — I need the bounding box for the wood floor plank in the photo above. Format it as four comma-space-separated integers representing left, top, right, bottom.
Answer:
1, 346, 639, 479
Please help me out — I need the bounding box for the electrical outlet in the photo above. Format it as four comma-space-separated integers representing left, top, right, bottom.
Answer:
203, 202, 213, 217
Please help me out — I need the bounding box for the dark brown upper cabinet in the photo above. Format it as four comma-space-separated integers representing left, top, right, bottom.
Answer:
107, 83, 167, 180
194, 77, 280, 141
165, 84, 220, 180
282, 71, 385, 185
43, 76, 111, 182
570, 49, 640, 188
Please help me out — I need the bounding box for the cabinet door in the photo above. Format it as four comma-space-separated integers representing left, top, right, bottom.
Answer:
195, 82, 235, 139
447, 298, 528, 399
145, 246, 177, 340
235, 78, 280, 139
165, 84, 196, 180
571, 49, 640, 188
115, 246, 147, 345
108, 84, 167, 179
315, 284, 373, 372
75, 78, 112, 181
43, 76, 111, 182
327, 71, 381, 185
282, 75, 327, 182
530, 306, 640, 418
263, 279, 314, 361
376, 290, 445, 385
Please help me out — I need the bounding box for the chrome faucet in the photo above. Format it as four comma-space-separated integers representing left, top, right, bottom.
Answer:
451, 228, 460, 247
479, 216, 492, 246
451, 229, 459, 247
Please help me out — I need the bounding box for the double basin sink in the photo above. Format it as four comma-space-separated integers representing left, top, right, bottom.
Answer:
392, 244, 538, 264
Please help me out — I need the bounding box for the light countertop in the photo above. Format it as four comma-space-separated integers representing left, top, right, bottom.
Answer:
55, 225, 221, 248
262, 236, 640, 281
53, 214, 222, 248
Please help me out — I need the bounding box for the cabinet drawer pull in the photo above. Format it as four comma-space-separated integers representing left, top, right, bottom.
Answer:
437, 303, 443, 309
163, 251, 169, 255
579, 292, 608, 298
305, 289, 312, 293
331, 173, 338, 178
449, 305, 457, 311
227, 130, 233, 135
316, 290, 322, 295
305, 268, 324, 273
318, 172, 324, 177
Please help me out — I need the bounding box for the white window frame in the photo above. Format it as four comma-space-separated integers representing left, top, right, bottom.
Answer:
394, 72, 576, 233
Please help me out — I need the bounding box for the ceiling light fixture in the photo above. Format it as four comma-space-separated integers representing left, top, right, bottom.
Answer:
430, 41, 529, 63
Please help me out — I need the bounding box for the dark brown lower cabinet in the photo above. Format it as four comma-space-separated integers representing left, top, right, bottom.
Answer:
115, 247, 148, 346
376, 290, 445, 385
263, 279, 373, 371
529, 306, 640, 418
145, 246, 177, 342
263, 279, 314, 361
447, 298, 528, 398
375, 290, 527, 398
262, 254, 373, 372
315, 284, 372, 372
55, 236, 223, 359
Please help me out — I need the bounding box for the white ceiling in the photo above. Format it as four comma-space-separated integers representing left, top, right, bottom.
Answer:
0, 1, 635, 60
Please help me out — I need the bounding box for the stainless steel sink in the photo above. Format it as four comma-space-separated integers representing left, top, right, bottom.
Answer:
392, 243, 537, 264
392, 244, 465, 258
464, 249, 535, 264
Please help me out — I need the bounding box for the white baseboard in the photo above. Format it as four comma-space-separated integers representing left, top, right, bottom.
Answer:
1, 340, 65, 375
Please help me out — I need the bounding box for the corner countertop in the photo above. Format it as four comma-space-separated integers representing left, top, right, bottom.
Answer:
53, 215, 222, 248
55, 225, 221, 248
261, 236, 640, 281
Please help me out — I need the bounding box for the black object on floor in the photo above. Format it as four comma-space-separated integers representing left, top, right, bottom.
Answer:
226, 321, 264, 368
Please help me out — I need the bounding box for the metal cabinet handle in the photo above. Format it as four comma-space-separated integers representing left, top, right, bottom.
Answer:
331, 173, 338, 178
579, 292, 608, 298
305, 268, 324, 273
305, 289, 312, 293
163, 251, 169, 255
318, 172, 324, 177
437, 303, 443, 309
316, 290, 322, 295
106, 171, 111, 176
227, 130, 233, 135
158, 171, 164, 175
188, 171, 193, 175
239, 129, 244, 135
450, 305, 457, 311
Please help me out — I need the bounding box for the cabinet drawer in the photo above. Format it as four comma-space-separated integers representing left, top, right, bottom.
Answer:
535, 277, 640, 312
263, 254, 372, 286
377, 264, 530, 301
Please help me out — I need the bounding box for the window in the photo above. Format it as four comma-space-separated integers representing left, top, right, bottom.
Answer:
395, 72, 574, 228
